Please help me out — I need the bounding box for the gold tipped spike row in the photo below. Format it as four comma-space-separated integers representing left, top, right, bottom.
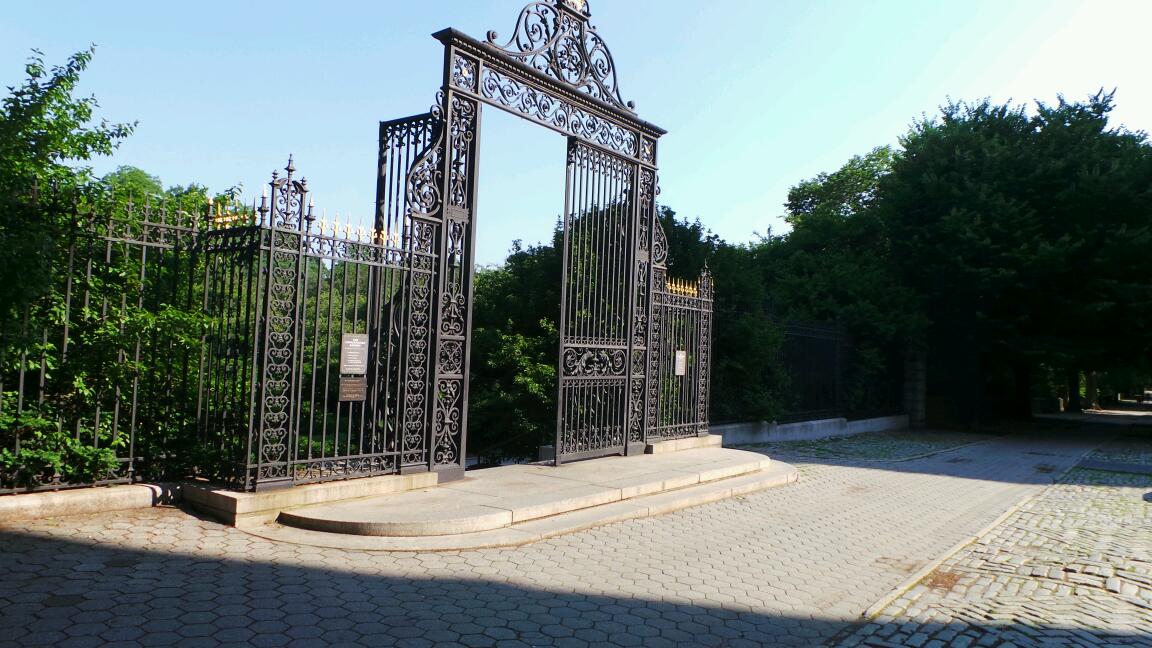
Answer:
666, 277, 699, 296
313, 217, 402, 247
208, 199, 252, 228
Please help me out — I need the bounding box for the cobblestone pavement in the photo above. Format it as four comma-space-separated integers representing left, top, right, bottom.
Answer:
834, 465, 1152, 647
1090, 433, 1152, 466
0, 436, 1095, 647
740, 428, 1002, 463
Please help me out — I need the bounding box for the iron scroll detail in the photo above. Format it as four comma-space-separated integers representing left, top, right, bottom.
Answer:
562, 347, 628, 377
485, 0, 634, 111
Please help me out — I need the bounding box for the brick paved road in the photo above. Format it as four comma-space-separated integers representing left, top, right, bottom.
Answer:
0, 436, 1096, 647
835, 443, 1152, 648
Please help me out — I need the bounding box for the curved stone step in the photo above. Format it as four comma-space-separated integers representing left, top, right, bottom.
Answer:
276, 447, 773, 538
247, 460, 798, 551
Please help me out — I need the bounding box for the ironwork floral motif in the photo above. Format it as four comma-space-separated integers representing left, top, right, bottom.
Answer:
407, 132, 445, 217
480, 67, 637, 157
451, 53, 479, 92
439, 219, 468, 337
486, 0, 633, 111
448, 96, 477, 209
434, 379, 462, 464
562, 347, 627, 376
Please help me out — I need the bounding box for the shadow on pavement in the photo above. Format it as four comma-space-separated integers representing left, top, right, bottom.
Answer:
0, 523, 1149, 648
738, 422, 1150, 486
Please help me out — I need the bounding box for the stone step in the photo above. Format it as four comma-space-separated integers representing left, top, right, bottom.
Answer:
645, 433, 723, 454
276, 447, 776, 538
248, 459, 798, 551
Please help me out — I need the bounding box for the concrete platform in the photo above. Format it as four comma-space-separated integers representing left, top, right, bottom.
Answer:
249, 446, 798, 551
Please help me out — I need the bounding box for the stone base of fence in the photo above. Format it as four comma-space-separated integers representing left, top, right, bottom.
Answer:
715, 414, 910, 446
183, 472, 440, 529
0, 483, 180, 524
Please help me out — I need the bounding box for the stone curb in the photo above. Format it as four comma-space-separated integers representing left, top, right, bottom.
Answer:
0, 482, 181, 524
1077, 459, 1152, 476
862, 440, 989, 464
741, 439, 990, 466
858, 442, 1102, 621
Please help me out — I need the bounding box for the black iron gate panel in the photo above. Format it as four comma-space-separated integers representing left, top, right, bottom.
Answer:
649, 267, 714, 441
377, 113, 442, 473
200, 155, 438, 490
555, 139, 638, 462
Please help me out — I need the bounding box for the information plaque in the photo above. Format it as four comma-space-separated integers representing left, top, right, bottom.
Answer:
674, 350, 688, 376
338, 376, 368, 402
340, 334, 369, 375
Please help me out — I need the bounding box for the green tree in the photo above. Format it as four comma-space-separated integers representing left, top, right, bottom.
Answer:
468, 235, 562, 464
0, 46, 134, 335
880, 92, 1152, 421
772, 147, 925, 413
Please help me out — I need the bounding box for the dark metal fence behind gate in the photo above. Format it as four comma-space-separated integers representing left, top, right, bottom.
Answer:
779, 321, 845, 423
1, 190, 202, 493
650, 268, 714, 441
2, 158, 438, 493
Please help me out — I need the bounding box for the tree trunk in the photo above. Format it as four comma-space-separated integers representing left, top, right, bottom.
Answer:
1065, 367, 1082, 413
1011, 359, 1032, 419
1085, 371, 1098, 410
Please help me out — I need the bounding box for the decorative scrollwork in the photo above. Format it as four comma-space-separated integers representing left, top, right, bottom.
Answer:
481, 67, 637, 157
258, 247, 299, 479
402, 268, 434, 464
434, 379, 463, 465
640, 137, 656, 164
451, 54, 479, 92
265, 156, 310, 230
562, 347, 627, 376
440, 218, 467, 336
439, 340, 463, 375
629, 377, 645, 443
486, 0, 633, 111
652, 218, 668, 267
448, 96, 477, 209
407, 133, 444, 217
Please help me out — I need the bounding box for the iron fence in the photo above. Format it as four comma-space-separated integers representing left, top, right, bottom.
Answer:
649, 269, 714, 440
1, 188, 202, 493
1, 158, 443, 493
200, 158, 436, 490
778, 321, 846, 423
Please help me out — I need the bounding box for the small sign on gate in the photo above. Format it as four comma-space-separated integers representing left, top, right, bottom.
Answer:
340, 334, 369, 375
339, 376, 368, 402
674, 350, 688, 376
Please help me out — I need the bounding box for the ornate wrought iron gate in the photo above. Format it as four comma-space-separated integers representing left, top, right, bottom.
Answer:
368, 0, 713, 466
555, 140, 637, 461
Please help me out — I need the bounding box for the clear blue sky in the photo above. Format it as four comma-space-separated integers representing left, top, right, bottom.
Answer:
5, 1, 1150, 265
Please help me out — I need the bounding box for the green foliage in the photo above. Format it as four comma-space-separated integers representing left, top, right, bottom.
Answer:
0, 397, 120, 489
770, 147, 924, 412
0, 48, 213, 489
0, 47, 135, 334
881, 92, 1152, 420
469, 236, 562, 464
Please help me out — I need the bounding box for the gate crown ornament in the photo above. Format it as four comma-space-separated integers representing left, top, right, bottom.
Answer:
485, 0, 633, 111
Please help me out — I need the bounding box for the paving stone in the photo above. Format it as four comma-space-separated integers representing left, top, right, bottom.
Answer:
0, 435, 1115, 647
